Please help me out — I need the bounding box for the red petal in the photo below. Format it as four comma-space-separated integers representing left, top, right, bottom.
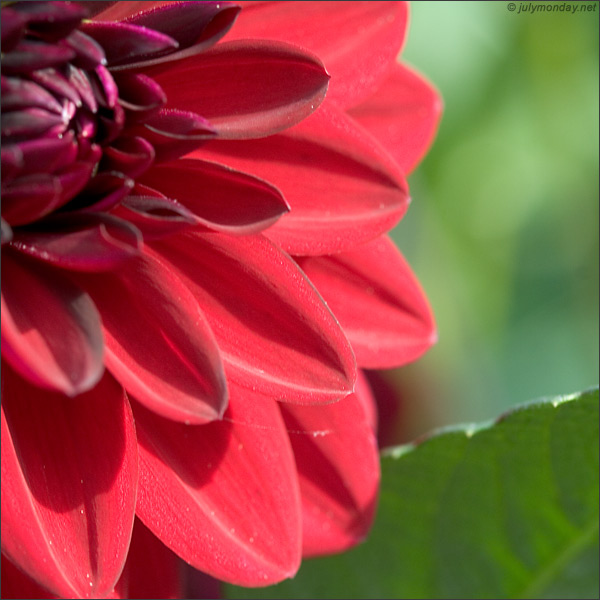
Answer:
111, 519, 182, 600
198, 104, 409, 255
141, 40, 329, 139
0, 368, 138, 598
0, 251, 104, 396
229, 1, 408, 109
139, 158, 289, 235
74, 251, 228, 424
349, 63, 443, 175
280, 371, 380, 556
12, 213, 142, 272
152, 232, 357, 404
133, 389, 302, 585
1, 554, 56, 599
297, 236, 437, 368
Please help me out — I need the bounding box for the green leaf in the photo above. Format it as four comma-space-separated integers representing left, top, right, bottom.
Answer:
226, 388, 599, 599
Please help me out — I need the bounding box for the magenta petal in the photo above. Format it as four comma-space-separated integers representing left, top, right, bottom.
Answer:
111, 519, 183, 600
12, 213, 142, 272
80, 21, 178, 67
75, 251, 228, 424
1, 368, 137, 599
349, 63, 443, 175
298, 235, 437, 368
139, 158, 289, 235
152, 232, 357, 404
143, 40, 329, 140
1, 251, 104, 395
280, 371, 380, 556
199, 104, 409, 255
133, 389, 302, 585
0, 145, 23, 185
230, 1, 408, 109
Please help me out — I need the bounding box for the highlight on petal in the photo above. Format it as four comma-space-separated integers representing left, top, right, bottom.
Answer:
280, 371, 380, 556
198, 104, 409, 255
111, 519, 182, 600
139, 158, 290, 235
0, 250, 104, 396
349, 63, 443, 175
297, 235, 437, 369
133, 389, 302, 586
151, 232, 357, 404
140, 40, 330, 139
1, 368, 138, 599
229, 1, 409, 109
74, 251, 228, 424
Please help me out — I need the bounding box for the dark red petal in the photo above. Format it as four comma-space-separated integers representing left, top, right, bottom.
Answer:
142, 40, 329, 140
297, 235, 437, 368
111, 520, 183, 600
0, 368, 138, 599
123, 1, 240, 55
133, 388, 302, 585
12, 213, 142, 272
1, 7, 27, 52
0, 145, 23, 185
0, 251, 104, 395
280, 371, 380, 556
136, 108, 216, 162
75, 251, 228, 424
139, 158, 289, 235
16, 133, 78, 177
74, 171, 134, 213
12, 1, 88, 41
152, 232, 357, 404
229, 1, 408, 109
111, 188, 198, 240
1, 39, 75, 73
101, 136, 155, 179
63, 30, 106, 70
1, 76, 63, 113
1, 554, 56, 599
199, 104, 409, 255
1, 107, 65, 141
30, 68, 82, 108
1, 174, 61, 226
112, 72, 166, 114
349, 63, 443, 175
80, 21, 178, 67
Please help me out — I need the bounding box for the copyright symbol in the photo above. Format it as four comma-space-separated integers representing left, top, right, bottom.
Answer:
507, 2, 516, 10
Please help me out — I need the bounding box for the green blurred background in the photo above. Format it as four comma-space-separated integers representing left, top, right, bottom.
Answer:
388, 0, 599, 437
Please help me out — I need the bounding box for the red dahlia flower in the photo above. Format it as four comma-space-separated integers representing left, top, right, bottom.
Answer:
0, 1, 441, 597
